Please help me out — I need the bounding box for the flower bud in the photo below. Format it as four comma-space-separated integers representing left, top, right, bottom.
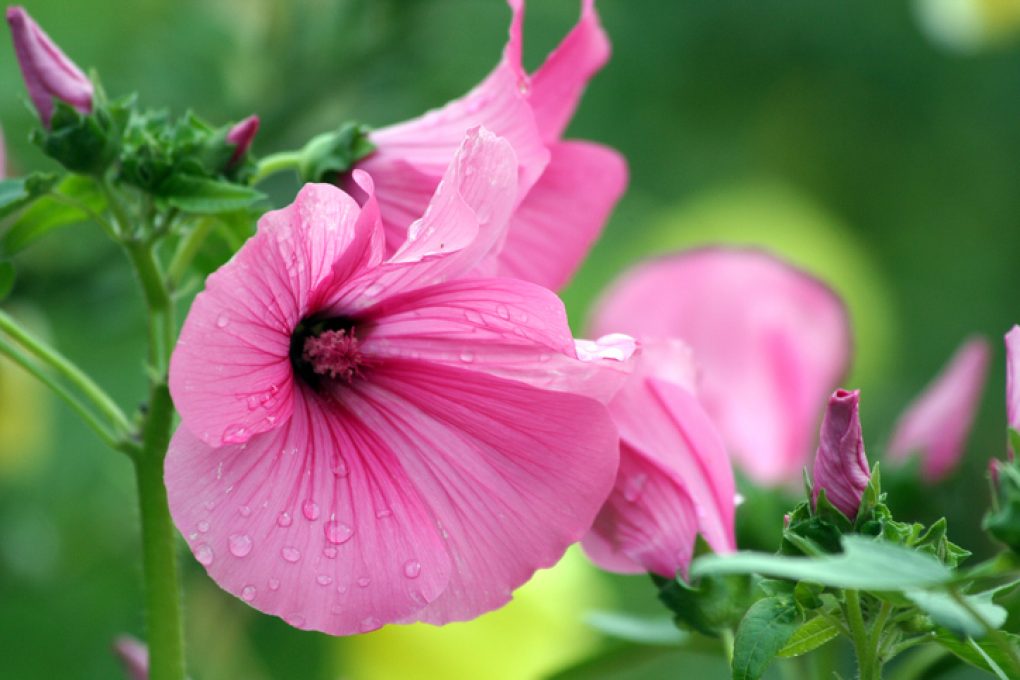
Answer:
811, 389, 870, 519
6, 6, 93, 127
112, 635, 148, 680
1007, 325, 1020, 435
226, 114, 259, 166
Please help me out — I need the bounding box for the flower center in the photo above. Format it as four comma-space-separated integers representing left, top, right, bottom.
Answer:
289, 316, 366, 389
302, 329, 364, 382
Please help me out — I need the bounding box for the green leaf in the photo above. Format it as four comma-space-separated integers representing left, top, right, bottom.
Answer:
656, 571, 754, 637
935, 630, 1020, 679
691, 536, 952, 590
0, 261, 14, 300
161, 176, 265, 214
1, 175, 105, 255
297, 122, 376, 182
731, 597, 800, 680
583, 611, 686, 646
905, 589, 1007, 638
777, 616, 841, 658
0, 174, 59, 220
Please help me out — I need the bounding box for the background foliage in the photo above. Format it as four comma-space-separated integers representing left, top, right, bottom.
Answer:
1, 0, 1019, 677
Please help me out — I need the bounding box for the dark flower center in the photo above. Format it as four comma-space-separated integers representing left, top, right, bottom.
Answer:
290, 316, 365, 390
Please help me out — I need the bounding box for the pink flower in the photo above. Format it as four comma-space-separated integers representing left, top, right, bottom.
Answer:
354, 0, 627, 291
226, 114, 260, 166
0, 124, 6, 179
582, 339, 736, 578
812, 389, 869, 519
590, 248, 851, 485
112, 636, 148, 680
6, 6, 93, 127
166, 127, 630, 635
1007, 325, 1020, 434
887, 337, 990, 482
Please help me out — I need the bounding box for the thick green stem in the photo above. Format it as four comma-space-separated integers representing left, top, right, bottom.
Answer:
0, 308, 132, 436
167, 217, 215, 286
124, 240, 174, 373
845, 590, 880, 680
250, 150, 302, 184
134, 383, 184, 680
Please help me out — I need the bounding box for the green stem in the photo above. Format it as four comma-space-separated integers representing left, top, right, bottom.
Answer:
721, 628, 735, 666
0, 308, 131, 436
250, 150, 302, 184
845, 590, 879, 680
868, 601, 893, 664
135, 383, 184, 680
167, 217, 215, 286
124, 240, 174, 372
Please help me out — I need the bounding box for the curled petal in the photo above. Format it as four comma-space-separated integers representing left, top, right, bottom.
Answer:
887, 337, 990, 482
591, 248, 851, 485
1007, 325, 1020, 434
812, 389, 869, 519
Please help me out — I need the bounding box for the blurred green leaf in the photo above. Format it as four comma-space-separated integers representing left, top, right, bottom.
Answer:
583, 611, 686, 646
1, 175, 106, 255
0, 260, 14, 300
731, 596, 799, 680
777, 616, 841, 658
162, 176, 264, 214
905, 590, 1007, 638
934, 630, 1020, 679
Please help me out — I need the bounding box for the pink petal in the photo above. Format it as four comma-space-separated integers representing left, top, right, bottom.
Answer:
593, 339, 735, 570
226, 114, 260, 165
112, 636, 148, 680
328, 128, 519, 311
358, 278, 632, 404
583, 444, 699, 578
591, 248, 851, 485
344, 360, 619, 624
165, 388, 453, 636
488, 141, 627, 290
170, 183, 372, 448
527, 0, 611, 142
887, 337, 990, 482
812, 389, 869, 519
0, 125, 6, 179
1007, 325, 1020, 433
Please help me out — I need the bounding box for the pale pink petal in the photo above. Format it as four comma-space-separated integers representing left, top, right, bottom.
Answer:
165, 388, 453, 636
112, 636, 148, 680
486, 141, 627, 290
358, 278, 632, 403
583, 445, 699, 578
527, 0, 611, 142
887, 337, 990, 482
591, 248, 851, 485
1007, 326, 1020, 433
812, 389, 869, 519
170, 183, 369, 448
328, 128, 519, 311
0, 125, 6, 179
345, 360, 619, 624
362, 0, 548, 250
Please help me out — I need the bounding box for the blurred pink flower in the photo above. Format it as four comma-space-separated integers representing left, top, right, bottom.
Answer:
0, 124, 5, 178
112, 636, 148, 680
6, 6, 93, 127
812, 389, 869, 519
354, 0, 627, 291
166, 128, 630, 635
887, 337, 990, 482
583, 339, 736, 578
1007, 325, 1020, 434
226, 114, 259, 165
590, 248, 851, 486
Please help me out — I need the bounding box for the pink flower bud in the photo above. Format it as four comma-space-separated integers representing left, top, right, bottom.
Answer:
112, 636, 148, 680
1007, 325, 1020, 434
226, 114, 259, 165
811, 389, 870, 519
6, 6, 93, 127
989, 458, 1002, 487
0, 124, 6, 179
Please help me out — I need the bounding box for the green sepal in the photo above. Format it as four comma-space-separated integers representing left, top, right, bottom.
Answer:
654, 570, 755, 638
297, 122, 376, 183
34, 97, 132, 175
730, 596, 800, 680
160, 176, 265, 215
984, 458, 1020, 554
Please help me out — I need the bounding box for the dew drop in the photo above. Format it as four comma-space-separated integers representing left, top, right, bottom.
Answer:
316, 574, 334, 586
332, 457, 348, 477
222, 424, 247, 444
195, 544, 214, 566
285, 614, 306, 628
277, 511, 293, 527
459, 351, 475, 363
203, 500, 216, 511
357, 577, 371, 588
324, 520, 354, 545
216, 313, 229, 328
281, 546, 301, 563
464, 310, 484, 325
623, 473, 648, 503
268, 578, 280, 591
302, 500, 320, 521
496, 305, 510, 319
241, 585, 256, 602
359, 617, 381, 633
323, 546, 338, 559
403, 560, 422, 579
517, 78, 531, 95
375, 508, 392, 519
238, 505, 252, 517
246, 396, 259, 411
229, 533, 253, 558
197, 521, 210, 533
337, 584, 348, 594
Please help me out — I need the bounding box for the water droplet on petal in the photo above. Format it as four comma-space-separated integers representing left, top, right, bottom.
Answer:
459, 351, 475, 363
496, 305, 510, 319
316, 574, 333, 586
323, 546, 338, 559
246, 396, 259, 411
285, 614, 305, 628
203, 500, 216, 511
195, 544, 214, 566
464, 310, 484, 325
216, 314, 229, 328
375, 508, 392, 519
197, 521, 210, 533
238, 505, 252, 517
324, 520, 353, 545
332, 457, 348, 477
360, 617, 381, 633
268, 578, 280, 591
302, 500, 320, 521
403, 560, 422, 579
229, 533, 253, 558
222, 424, 247, 444
277, 511, 293, 527
281, 546, 301, 563
241, 585, 256, 602
357, 577, 371, 588
623, 473, 648, 503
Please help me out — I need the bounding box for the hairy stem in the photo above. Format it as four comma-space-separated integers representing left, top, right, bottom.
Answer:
250, 150, 302, 184
845, 590, 879, 680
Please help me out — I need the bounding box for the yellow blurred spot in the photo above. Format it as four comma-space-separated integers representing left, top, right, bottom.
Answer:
0, 339, 52, 476
338, 546, 610, 680
915, 0, 1020, 51
640, 182, 897, 390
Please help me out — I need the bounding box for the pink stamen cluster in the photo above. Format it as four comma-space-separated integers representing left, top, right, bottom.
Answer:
302, 329, 364, 382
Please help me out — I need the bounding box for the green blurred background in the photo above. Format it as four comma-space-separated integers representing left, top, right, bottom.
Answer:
2, 0, 1020, 677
